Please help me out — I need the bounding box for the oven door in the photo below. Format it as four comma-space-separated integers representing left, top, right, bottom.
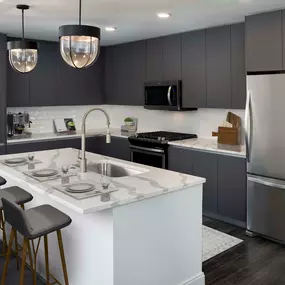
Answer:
144, 81, 180, 110
130, 145, 166, 169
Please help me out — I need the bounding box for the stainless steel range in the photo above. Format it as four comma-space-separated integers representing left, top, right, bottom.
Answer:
129, 131, 197, 169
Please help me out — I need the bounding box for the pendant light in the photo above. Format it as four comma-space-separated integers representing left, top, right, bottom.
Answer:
59, 0, 101, 69
7, 5, 38, 74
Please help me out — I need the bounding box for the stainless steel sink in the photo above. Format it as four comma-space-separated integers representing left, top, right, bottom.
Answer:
87, 161, 148, 177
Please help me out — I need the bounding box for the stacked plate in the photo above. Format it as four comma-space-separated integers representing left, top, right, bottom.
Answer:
32, 169, 59, 178
4, 157, 27, 165
66, 183, 95, 193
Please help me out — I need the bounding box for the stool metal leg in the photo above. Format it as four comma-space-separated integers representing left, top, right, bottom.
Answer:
15, 231, 20, 270
20, 238, 28, 285
1, 228, 16, 285
57, 230, 69, 285
44, 235, 50, 285
0, 210, 7, 255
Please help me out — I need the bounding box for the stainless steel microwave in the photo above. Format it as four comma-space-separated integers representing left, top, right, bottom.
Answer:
144, 80, 196, 111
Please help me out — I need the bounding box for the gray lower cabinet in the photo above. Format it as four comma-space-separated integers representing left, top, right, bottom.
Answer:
0, 145, 5, 155
217, 155, 247, 223
181, 30, 207, 108
6, 138, 81, 154
168, 147, 195, 174
193, 151, 218, 214
94, 136, 130, 161
206, 26, 231, 108
168, 146, 247, 224
231, 23, 246, 109
0, 33, 7, 144
246, 10, 283, 72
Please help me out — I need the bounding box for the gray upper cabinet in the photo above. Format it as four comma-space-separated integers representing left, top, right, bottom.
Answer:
181, 30, 207, 108
162, 34, 181, 80
29, 41, 59, 106
231, 23, 246, 109
105, 42, 145, 106
0, 33, 6, 144
146, 38, 163, 81
246, 10, 283, 72
217, 155, 247, 222
206, 26, 231, 108
193, 151, 218, 214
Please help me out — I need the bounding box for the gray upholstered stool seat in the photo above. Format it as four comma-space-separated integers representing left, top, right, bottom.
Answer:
22, 204, 71, 239
0, 186, 33, 210
0, 176, 6, 186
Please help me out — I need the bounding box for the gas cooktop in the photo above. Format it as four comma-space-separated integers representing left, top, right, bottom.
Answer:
130, 131, 197, 143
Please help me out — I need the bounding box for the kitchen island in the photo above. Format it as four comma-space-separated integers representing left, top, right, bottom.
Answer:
0, 148, 205, 285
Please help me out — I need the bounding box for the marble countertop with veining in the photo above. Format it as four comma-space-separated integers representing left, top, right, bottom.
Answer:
0, 148, 205, 214
7, 128, 130, 144
169, 138, 246, 158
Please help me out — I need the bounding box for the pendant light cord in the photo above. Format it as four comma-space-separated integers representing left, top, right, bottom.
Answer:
79, 0, 82, 25
22, 8, 25, 40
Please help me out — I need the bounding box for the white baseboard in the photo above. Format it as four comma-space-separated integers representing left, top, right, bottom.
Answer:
181, 272, 205, 285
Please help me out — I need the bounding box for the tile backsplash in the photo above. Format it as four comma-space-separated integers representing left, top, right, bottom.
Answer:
8, 105, 245, 140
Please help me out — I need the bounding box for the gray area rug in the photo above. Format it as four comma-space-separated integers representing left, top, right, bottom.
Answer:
203, 225, 243, 261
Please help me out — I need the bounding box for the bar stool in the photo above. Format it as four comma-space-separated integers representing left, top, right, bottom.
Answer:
1, 198, 72, 285
0, 186, 33, 262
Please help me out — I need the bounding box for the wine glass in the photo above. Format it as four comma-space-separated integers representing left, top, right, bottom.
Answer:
28, 153, 35, 163
61, 164, 70, 184
100, 175, 111, 190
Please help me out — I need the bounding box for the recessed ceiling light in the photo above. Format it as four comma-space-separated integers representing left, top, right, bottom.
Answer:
105, 27, 117, 32
157, 12, 171, 19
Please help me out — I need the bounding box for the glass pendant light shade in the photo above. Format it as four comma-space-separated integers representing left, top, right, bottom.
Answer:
59, 25, 100, 69
7, 5, 38, 74
7, 40, 38, 73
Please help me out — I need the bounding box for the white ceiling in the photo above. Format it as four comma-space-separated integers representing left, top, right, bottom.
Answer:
0, 0, 285, 46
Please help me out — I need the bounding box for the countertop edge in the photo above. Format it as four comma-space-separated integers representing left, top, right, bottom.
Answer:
169, 142, 246, 158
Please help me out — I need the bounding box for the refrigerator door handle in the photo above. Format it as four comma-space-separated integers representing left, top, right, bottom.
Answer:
245, 90, 252, 163
248, 175, 285, 190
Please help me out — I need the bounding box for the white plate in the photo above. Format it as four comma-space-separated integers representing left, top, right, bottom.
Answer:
32, 169, 59, 177
67, 183, 95, 193
5, 158, 27, 164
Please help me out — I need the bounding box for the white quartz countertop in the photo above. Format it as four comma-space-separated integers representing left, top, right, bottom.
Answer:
0, 148, 205, 214
169, 138, 246, 158
7, 128, 129, 144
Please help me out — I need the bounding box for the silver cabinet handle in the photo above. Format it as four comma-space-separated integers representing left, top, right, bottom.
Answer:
167, 86, 172, 106
245, 90, 252, 163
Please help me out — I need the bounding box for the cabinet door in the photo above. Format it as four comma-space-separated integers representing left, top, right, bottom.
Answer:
231, 23, 246, 109
163, 35, 181, 80
104, 46, 115, 104
0, 145, 5, 155
217, 156, 247, 222
246, 10, 283, 72
206, 26, 231, 108
168, 146, 195, 175
96, 136, 130, 161
146, 38, 163, 81
0, 34, 7, 144
130, 41, 146, 105
182, 30, 206, 108
29, 41, 59, 106
57, 52, 104, 105
282, 10, 285, 69
193, 151, 218, 214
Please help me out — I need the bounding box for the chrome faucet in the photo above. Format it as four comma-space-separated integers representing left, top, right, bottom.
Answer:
80, 108, 111, 173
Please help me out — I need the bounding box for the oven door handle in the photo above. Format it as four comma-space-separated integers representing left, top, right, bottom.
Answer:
130, 145, 165, 154
167, 86, 172, 106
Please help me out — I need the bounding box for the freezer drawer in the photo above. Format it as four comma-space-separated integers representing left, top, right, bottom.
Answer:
247, 174, 285, 242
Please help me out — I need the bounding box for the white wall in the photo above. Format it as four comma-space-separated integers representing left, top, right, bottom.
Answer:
8, 105, 245, 139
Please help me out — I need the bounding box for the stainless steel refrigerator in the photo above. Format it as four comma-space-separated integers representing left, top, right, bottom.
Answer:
246, 74, 285, 243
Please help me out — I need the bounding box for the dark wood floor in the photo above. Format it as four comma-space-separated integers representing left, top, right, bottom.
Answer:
1, 218, 284, 285
203, 217, 285, 285
0, 244, 45, 285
